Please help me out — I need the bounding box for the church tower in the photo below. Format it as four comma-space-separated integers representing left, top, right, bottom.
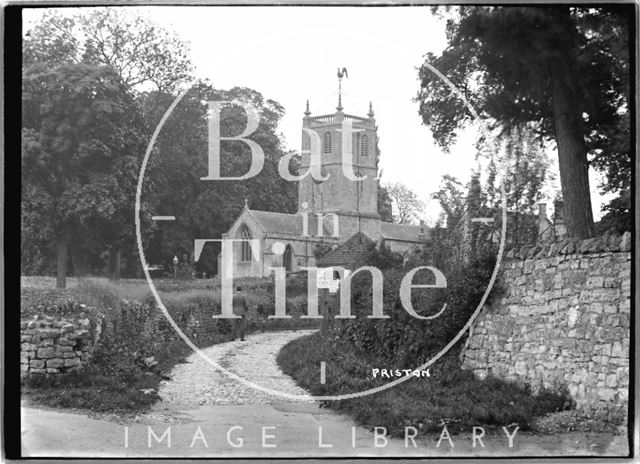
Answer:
298, 91, 381, 241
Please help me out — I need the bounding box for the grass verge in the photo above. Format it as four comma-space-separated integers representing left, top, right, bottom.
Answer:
22, 367, 162, 413
277, 332, 573, 437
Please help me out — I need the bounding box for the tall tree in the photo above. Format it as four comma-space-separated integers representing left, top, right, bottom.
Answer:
22, 8, 194, 279
482, 125, 552, 246
141, 83, 297, 275
23, 8, 193, 93
384, 182, 426, 225
417, 6, 632, 238
430, 175, 466, 266
377, 185, 394, 222
432, 175, 465, 228
22, 64, 145, 287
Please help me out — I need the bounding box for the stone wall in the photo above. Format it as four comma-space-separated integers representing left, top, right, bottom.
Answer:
461, 232, 631, 423
21, 313, 102, 375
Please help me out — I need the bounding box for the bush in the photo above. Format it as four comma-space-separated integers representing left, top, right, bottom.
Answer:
86, 278, 318, 380
362, 242, 404, 270
332, 251, 502, 367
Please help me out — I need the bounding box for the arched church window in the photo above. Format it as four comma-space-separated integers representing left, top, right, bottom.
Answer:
360, 134, 369, 156
323, 131, 332, 154
283, 244, 293, 272
238, 224, 252, 262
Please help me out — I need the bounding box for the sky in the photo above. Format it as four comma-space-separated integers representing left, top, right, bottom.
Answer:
24, 6, 612, 222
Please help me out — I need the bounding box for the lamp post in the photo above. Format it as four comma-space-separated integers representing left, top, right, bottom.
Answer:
173, 255, 178, 279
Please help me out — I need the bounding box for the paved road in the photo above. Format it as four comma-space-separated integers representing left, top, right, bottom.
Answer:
22, 330, 630, 458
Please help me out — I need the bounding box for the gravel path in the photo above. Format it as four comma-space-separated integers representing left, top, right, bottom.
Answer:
156, 330, 315, 406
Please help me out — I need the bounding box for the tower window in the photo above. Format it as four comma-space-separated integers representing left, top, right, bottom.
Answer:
323, 131, 332, 154
238, 224, 253, 262
360, 134, 369, 156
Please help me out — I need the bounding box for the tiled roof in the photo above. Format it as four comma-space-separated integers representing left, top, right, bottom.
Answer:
244, 209, 429, 243
380, 222, 431, 242
248, 209, 332, 237
317, 232, 374, 269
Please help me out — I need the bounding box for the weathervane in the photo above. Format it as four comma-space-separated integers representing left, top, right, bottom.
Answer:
337, 67, 348, 111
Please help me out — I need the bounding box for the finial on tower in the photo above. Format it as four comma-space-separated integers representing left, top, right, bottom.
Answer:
368, 101, 375, 118
244, 197, 249, 209
304, 100, 311, 117
337, 67, 348, 112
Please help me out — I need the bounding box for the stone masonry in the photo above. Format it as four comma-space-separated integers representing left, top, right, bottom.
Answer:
461, 232, 631, 423
21, 313, 102, 376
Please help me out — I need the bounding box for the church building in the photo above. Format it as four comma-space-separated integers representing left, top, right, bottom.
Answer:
218, 92, 431, 278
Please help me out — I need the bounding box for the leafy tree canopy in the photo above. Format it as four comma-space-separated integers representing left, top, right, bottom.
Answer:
22, 63, 148, 284
24, 8, 194, 93
417, 6, 632, 237
384, 181, 426, 225
141, 83, 297, 273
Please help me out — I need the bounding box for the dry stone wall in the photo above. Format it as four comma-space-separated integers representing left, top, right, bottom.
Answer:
21, 314, 102, 375
461, 232, 631, 423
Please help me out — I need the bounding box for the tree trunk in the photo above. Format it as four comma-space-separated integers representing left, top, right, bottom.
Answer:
69, 237, 89, 277
109, 244, 121, 281
56, 235, 68, 289
549, 7, 595, 239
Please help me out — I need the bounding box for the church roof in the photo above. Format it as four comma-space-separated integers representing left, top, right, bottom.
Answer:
316, 232, 374, 269
380, 222, 431, 243
247, 209, 333, 237
238, 208, 431, 245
